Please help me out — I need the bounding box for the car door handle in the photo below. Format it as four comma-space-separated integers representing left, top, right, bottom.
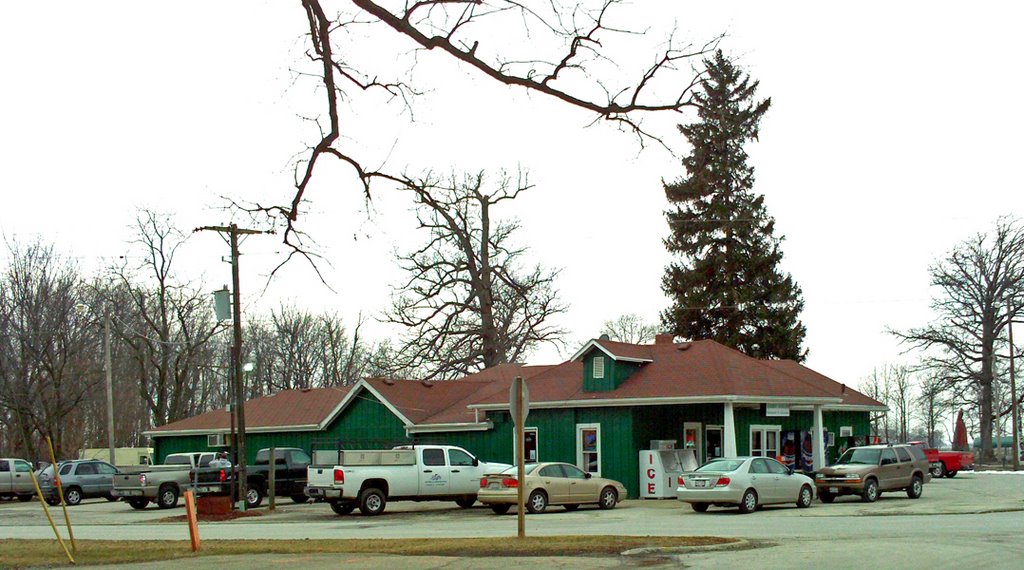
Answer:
423, 470, 433, 473
451, 470, 461, 473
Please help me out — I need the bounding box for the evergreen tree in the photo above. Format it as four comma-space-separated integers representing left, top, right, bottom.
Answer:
661, 50, 807, 361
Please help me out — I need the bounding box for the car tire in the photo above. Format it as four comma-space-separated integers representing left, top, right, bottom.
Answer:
818, 491, 835, 503
329, 501, 355, 516
946, 471, 958, 478
861, 479, 879, 503
128, 498, 149, 510
797, 485, 813, 508
455, 497, 476, 508
157, 485, 179, 509
63, 486, 83, 506
691, 503, 710, 513
598, 487, 618, 510
930, 463, 945, 478
738, 489, 758, 514
358, 487, 386, 516
245, 485, 264, 509
563, 504, 580, 511
491, 504, 511, 515
526, 490, 548, 514
17, 494, 33, 503
907, 475, 923, 499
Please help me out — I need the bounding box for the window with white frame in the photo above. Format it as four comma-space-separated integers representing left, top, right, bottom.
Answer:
576, 423, 601, 476
750, 425, 781, 458
593, 356, 605, 379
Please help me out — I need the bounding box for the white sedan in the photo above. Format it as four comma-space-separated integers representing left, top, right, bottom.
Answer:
676, 457, 815, 513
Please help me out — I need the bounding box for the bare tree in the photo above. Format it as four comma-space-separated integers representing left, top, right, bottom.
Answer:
916, 370, 951, 448
385, 171, 566, 379
114, 210, 225, 427
243, 1, 718, 266
601, 314, 659, 344
0, 239, 98, 459
893, 218, 1024, 460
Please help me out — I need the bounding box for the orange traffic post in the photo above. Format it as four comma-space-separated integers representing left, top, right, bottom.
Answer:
184, 490, 201, 551
30, 470, 74, 564
47, 436, 76, 552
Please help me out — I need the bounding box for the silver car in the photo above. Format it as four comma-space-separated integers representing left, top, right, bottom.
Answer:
37, 460, 120, 506
676, 457, 815, 513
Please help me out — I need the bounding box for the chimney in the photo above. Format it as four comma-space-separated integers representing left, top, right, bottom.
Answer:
654, 333, 674, 345
841, 383, 847, 395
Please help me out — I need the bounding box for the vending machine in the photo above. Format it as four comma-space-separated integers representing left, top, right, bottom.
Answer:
639, 445, 699, 498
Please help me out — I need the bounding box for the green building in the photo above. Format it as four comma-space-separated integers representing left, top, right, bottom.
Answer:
147, 336, 884, 498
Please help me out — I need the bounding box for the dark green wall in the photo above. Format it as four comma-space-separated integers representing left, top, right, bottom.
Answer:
582, 351, 641, 392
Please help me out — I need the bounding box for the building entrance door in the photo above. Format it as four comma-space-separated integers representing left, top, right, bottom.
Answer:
705, 426, 723, 462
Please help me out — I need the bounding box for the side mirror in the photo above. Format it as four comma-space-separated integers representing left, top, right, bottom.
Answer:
787, 466, 794, 475
584, 472, 592, 479
472, 458, 479, 467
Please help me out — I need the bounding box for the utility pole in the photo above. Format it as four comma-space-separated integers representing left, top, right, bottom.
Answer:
1008, 301, 1020, 471
195, 223, 272, 509
104, 312, 115, 465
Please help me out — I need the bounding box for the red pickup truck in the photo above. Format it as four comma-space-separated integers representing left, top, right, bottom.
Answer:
909, 442, 974, 478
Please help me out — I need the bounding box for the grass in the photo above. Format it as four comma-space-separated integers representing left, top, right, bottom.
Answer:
0, 535, 736, 567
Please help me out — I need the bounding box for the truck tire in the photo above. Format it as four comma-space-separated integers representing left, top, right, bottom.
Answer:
128, 498, 150, 510
245, 485, 264, 509
946, 470, 958, 478
818, 491, 835, 503
907, 475, 923, 499
930, 462, 945, 478
329, 501, 355, 516
157, 485, 179, 509
455, 497, 476, 508
358, 488, 386, 516
526, 490, 548, 514
861, 479, 879, 503
17, 494, 33, 503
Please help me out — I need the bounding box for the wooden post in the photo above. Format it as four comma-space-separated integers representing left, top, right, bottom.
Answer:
47, 437, 75, 552
269, 447, 276, 511
30, 471, 74, 564
515, 381, 526, 538
184, 490, 201, 551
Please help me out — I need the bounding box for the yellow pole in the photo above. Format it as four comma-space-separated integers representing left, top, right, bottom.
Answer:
30, 470, 75, 564
47, 436, 76, 552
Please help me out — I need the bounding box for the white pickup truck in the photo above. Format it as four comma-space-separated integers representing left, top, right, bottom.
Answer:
305, 445, 510, 516
0, 458, 36, 502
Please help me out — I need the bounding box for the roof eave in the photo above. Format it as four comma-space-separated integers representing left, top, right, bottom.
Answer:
468, 395, 843, 411
569, 340, 653, 363
405, 421, 494, 434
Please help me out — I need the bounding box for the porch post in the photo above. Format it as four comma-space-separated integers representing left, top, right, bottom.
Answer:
723, 402, 737, 457
813, 404, 825, 470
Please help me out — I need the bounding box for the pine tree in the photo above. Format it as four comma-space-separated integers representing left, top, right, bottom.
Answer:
661, 50, 807, 361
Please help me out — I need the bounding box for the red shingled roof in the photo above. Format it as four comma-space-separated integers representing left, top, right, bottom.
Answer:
761, 360, 883, 408
149, 386, 355, 434
470, 340, 847, 406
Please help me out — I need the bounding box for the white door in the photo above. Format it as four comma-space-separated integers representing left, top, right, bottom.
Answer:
576, 424, 602, 477
14, 460, 35, 494
446, 448, 479, 494
419, 448, 450, 495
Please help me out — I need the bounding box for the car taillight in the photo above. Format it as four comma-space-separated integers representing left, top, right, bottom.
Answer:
480, 477, 488, 488
333, 468, 344, 485
677, 475, 685, 486
502, 478, 518, 488
715, 477, 730, 487
219, 469, 227, 483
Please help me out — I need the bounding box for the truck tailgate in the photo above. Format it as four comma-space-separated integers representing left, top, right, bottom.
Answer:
113, 473, 141, 489
307, 466, 338, 488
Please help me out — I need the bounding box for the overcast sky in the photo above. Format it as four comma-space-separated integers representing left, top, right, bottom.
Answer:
2, 1, 1022, 388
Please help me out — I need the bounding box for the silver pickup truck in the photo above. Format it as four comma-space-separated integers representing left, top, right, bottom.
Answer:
0, 458, 36, 502
112, 452, 215, 510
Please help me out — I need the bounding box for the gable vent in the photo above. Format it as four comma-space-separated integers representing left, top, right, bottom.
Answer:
593, 356, 605, 379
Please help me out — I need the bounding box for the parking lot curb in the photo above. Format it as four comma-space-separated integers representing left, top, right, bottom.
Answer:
621, 538, 751, 556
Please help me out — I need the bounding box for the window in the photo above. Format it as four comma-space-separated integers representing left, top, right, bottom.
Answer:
895, 447, 912, 463
881, 449, 898, 465
291, 450, 312, 465
749, 459, 770, 474
593, 356, 605, 379
577, 424, 601, 476
908, 446, 927, 461
0, 461, 8, 472
448, 449, 475, 467
749, 425, 781, 458
766, 459, 789, 475
198, 454, 214, 468
59, 464, 73, 476
422, 448, 445, 466
76, 463, 98, 475
538, 465, 563, 477
561, 464, 587, 479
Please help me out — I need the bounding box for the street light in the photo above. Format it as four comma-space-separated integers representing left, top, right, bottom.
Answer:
76, 303, 115, 466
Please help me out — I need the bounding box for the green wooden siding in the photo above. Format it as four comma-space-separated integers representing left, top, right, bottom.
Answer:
582, 351, 641, 392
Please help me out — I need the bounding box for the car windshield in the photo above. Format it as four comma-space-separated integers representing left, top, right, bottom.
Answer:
836, 448, 881, 465
499, 464, 540, 476
696, 459, 745, 473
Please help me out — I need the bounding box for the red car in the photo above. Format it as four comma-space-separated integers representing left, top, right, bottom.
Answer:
908, 441, 974, 478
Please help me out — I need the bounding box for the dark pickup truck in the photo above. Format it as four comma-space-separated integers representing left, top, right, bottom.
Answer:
190, 447, 311, 508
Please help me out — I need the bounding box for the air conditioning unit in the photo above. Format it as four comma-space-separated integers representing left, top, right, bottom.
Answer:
208, 433, 230, 447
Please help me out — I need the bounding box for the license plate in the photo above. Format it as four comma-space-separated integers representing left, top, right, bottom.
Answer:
829, 487, 839, 493
197, 486, 220, 494
488, 483, 500, 490
125, 490, 143, 496
693, 480, 707, 488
